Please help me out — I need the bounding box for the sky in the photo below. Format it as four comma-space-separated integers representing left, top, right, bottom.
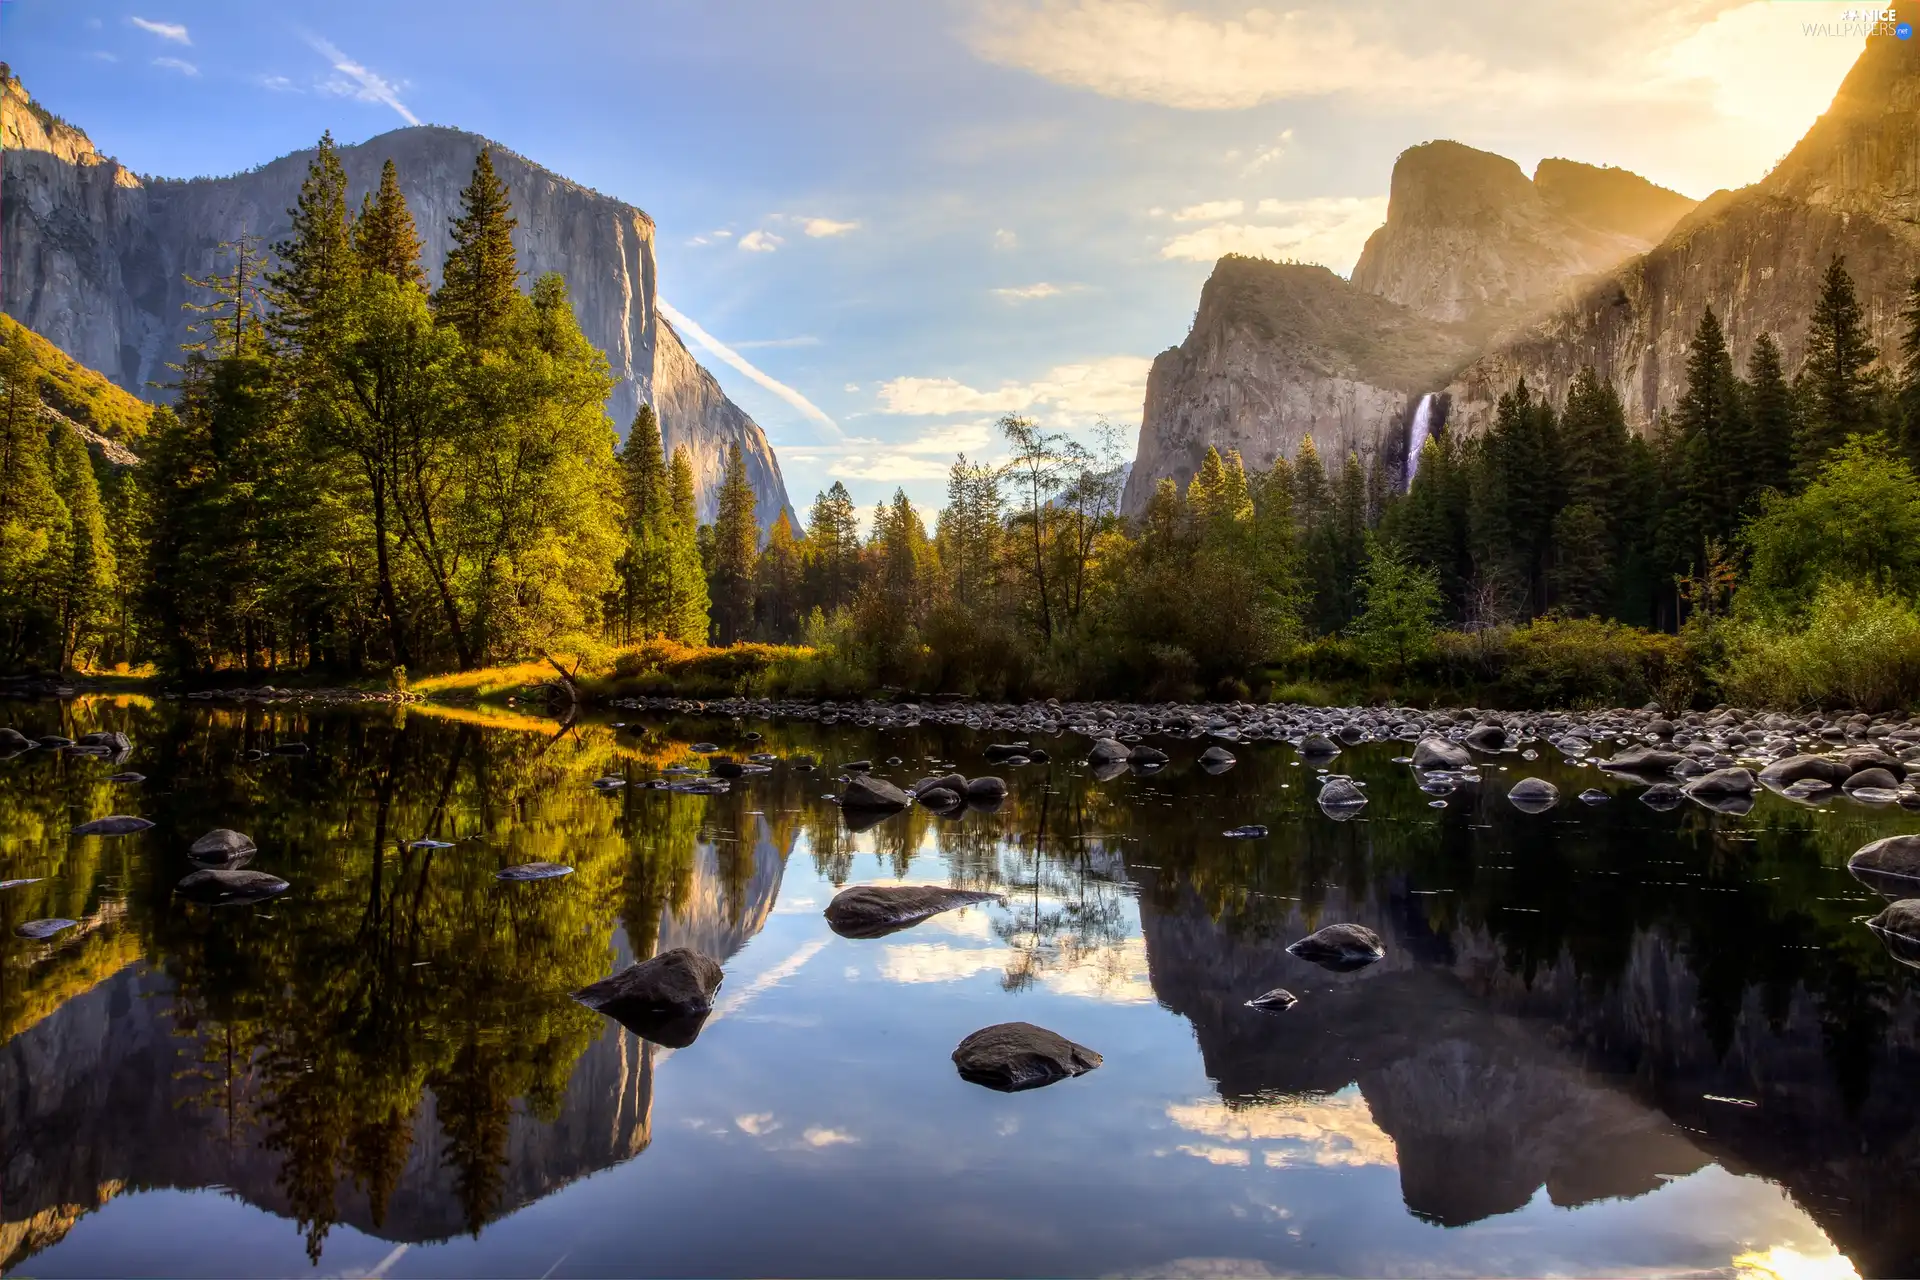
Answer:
0, 0, 1876, 518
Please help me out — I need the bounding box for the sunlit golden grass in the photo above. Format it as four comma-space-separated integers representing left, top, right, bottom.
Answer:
412, 660, 576, 700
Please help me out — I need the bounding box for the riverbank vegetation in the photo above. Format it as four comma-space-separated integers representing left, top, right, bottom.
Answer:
3, 130, 1919, 710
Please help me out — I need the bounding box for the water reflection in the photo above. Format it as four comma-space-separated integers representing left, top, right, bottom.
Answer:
1, 701, 1918, 1275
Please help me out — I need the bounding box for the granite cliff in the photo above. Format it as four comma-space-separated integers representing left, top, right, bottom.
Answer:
1130, 8, 1919, 497
0, 69, 796, 528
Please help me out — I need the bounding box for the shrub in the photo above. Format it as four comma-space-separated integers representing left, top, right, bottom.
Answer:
1721, 579, 1920, 711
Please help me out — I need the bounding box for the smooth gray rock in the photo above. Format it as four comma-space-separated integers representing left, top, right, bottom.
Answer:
71, 815, 154, 836
839, 774, 912, 811
951, 1021, 1102, 1092
965, 776, 1008, 803
1287, 922, 1385, 970
1085, 738, 1129, 764
573, 948, 725, 1045
189, 829, 256, 862
1759, 754, 1847, 787
1464, 723, 1507, 751
1506, 777, 1559, 812
1412, 737, 1471, 769
15, 918, 77, 940
1245, 988, 1298, 1012
174, 868, 290, 905
824, 884, 1003, 939
1686, 767, 1756, 796
1200, 745, 1237, 770
496, 862, 574, 881
1850, 835, 1920, 892
1317, 776, 1367, 810
1602, 748, 1685, 774
1868, 899, 1920, 968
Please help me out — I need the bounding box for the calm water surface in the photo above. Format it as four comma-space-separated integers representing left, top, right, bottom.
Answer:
4, 698, 1918, 1278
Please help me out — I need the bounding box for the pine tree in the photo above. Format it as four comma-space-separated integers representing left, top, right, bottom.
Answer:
47, 420, 113, 669
754, 511, 804, 641
1899, 272, 1920, 467
435, 147, 520, 348
804, 481, 861, 615
1797, 256, 1879, 473
936, 455, 1002, 604
354, 158, 427, 288
616, 403, 670, 640
182, 234, 271, 361
709, 443, 758, 644
268, 131, 357, 354
1553, 367, 1631, 615
1471, 378, 1560, 617
1745, 332, 1797, 498
663, 445, 710, 645
1671, 308, 1747, 563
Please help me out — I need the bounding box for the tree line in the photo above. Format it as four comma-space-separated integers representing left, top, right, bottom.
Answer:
4, 125, 1920, 700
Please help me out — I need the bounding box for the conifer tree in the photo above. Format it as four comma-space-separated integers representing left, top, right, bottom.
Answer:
754, 511, 804, 642
1674, 309, 1747, 551
616, 404, 670, 639
354, 158, 427, 288
709, 443, 758, 643
1899, 272, 1920, 467
47, 420, 113, 669
1471, 378, 1560, 617
1797, 256, 1879, 473
936, 455, 1002, 603
436, 147, 520, 348
804, 481, 861, 616
1745, 332, 1797, 497
268, 131, 357, 354
662, 445, 710, 645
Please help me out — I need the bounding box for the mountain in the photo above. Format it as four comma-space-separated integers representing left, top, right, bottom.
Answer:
1121, 257, 1478, 514
1131, 11, 1919, 497
1446, 11, 1920, 434
0, 68, 796, 529
1351, 142, 1695, 331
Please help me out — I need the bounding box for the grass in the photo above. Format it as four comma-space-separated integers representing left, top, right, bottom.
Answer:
411, 660, 569, 702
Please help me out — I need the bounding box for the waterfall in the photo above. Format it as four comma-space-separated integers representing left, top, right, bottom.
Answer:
1404, 393, 1437, 490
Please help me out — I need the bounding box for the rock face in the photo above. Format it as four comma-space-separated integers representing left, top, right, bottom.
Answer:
0, 68, 795, 529
1445, 15, 1920, 436
1351, 143, 1693, 331
1121, 258, 1478, 514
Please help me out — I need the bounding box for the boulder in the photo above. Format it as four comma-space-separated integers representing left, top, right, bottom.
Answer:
1867, 899, 1920, 968
189, 829, 257, 863
1758, 755, 1847, 787
1223, 825, 1269, 840
916, 786, 964, 811
1464, 724, 1507, 751
1297, 733, 1341, 757
1085, 738, 1129, 765
0, 727, 31, 750
1506, 777, 1559, 813
1844, 767, 1900, 793
1245, 988, 1298, 1012
174, 869, 290, 906
824, 884, 1003, 938
496, 862, 574, 881
1317, 776, 1367, 811
71, 815, 154, 836
1601, 748, 1684, 774
15, 918, 77, 940
1849, 835, 1920, 893
1577, 788, 1610, 804
1640, 783, 1685, 810
984, 743, 1029, 762
965, 776, 1008, 803
1127, 745, 1170, 766
1200, 745, 1237, 770
573, 948, 725, 1046
1286, 922, 1385, 971
839, 774, 912, 811
1412, 737, 1471, 770
951, 1021, 1102, 1092
1686, 767, 1756, 796
1836, 748, 1906, 781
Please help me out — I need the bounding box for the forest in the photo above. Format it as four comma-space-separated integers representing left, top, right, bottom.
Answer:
3, 133, 1920, 709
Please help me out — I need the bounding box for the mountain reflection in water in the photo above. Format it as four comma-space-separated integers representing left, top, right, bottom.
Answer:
1, 701, 1915, 1277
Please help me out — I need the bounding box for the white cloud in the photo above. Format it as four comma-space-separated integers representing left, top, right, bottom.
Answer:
90, 51, 120, 62
152, 56, 198, 76
1242, 128, 1295, 175
738, 229, 784, 253
993, 228, 1018, 248
803, 217, 860, 238
991, 282, 1063, 300
968, 1, 1483, 110
254, 74, 299, 92
1168, 1089, 1399, 1170
130, 16, 190, 44
735, 1112, 780, 1136
658, 298, 844, 440
303, 32, 420, 126
1159, 196, 1388, 275
877, 355, 1151, 423
803, 1127, 858, 1148
843, 382, 861, 392
1176, 1144, 1252, 1167
732, 335, 821, 349
1170, 199, 1244, 222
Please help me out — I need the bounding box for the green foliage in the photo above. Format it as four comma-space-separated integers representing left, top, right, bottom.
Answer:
709, 443, 758, 643
1741, 438, 1920, 616
0, 314, 151, 442
1722, 579, 1920, 711
1796, 257, 1880, 476
1346, 535, 1442, 675
434, 147, 520, 347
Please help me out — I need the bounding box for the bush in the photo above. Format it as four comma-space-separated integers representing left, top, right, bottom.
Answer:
1494, 617, 1692, 709
1721, 580, 1920, 712
600, 638, 815, 698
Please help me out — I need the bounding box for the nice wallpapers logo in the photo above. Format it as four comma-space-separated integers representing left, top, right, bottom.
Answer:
1802, 6, 1914, 37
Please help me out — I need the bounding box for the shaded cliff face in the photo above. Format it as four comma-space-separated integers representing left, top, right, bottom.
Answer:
1351, 142, 1692, 332
1122, 258, 1476, 514
0, 73, 795, 528
1445, 11, 1920, 436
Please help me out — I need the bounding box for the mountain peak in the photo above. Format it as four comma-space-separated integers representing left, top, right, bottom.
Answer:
1764, 0, 1920, 220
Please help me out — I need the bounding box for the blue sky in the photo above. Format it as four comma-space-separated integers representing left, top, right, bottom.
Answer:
3, 0, 1870, 517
